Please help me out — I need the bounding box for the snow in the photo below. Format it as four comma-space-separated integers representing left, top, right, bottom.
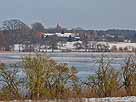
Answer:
44, 33, 55, 36
87, 96, 136, 102
56, 33, 75, 37
44, 33, 76, 38
61, 41, 82, 49
14, 44, 23, 51
11, 96, 136, 102
109, 42, 136, 49
97, 42, 136, 49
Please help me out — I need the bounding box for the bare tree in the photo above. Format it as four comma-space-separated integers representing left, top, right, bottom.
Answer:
2, 19, 31, 51
81, 33, 88, 52
46, 35, 59, 52
31, 22, 45, 32
0, 31, 7, 50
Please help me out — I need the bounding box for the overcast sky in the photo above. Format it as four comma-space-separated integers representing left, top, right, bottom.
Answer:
0, 0, 136, 29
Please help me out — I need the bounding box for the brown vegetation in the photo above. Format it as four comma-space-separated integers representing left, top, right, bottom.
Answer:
0, 54, 136, 100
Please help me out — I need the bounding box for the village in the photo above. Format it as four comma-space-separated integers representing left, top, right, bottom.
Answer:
0, 19, 135, 53
14, 30, 136, 53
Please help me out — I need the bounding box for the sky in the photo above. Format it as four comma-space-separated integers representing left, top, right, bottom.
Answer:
0, 0, 136, 30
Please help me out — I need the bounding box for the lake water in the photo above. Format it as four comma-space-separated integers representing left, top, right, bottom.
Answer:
0, 52, 134, 80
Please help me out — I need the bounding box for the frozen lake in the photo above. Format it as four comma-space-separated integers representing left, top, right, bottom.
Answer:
0, 52, 135, 80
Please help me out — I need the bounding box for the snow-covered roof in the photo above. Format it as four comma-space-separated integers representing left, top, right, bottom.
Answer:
44, 33, 55, 36
44, 33, 76, 38
56, 33, 75, 37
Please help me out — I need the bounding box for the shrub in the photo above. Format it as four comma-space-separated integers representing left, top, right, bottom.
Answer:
122, 55, 136, 95
88, 55, 120, 97
22, 54, 78, 99
0, 53, 136, 100
0, 63, 21, 100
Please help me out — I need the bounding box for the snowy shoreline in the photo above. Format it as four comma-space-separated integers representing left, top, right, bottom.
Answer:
8, 96, 136, 102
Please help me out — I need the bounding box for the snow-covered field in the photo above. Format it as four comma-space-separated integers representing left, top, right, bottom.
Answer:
54, 97, 136, 102
10, 96, 136, 102
87, 96, 136, 102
